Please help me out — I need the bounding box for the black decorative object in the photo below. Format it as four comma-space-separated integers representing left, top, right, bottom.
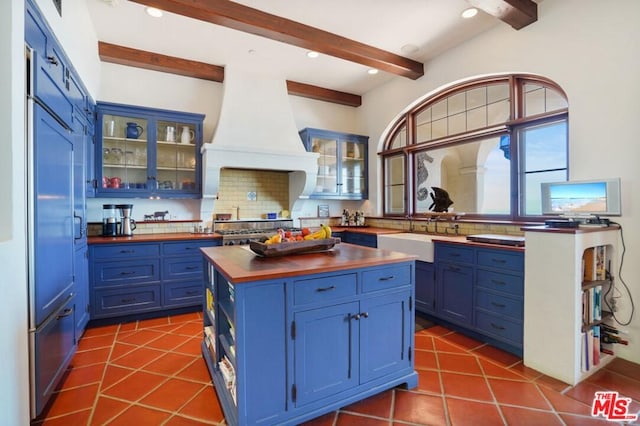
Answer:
429, 187, 453, 212
52, 0, 62, 16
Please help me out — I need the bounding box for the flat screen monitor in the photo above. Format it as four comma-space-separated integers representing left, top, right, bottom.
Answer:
540, 178, 621, 216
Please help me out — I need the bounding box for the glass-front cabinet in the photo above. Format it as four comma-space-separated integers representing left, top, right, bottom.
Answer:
96, 102, 204, 198
299, 128, 369, 200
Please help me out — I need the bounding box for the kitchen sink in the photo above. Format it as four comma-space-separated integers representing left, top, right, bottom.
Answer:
377, 233, 462, 263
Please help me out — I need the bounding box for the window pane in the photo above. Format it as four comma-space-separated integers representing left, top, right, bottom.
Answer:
467, 87, 486, 109
389, 124, 407, 149
416, 121, 432, 143
385, 155, 405, 214
522, 170, 567, 215
524, 84, 568, 117
448, 112, 466, 135
448, 92, 465, 115
432, 118, 447, 139
467, 106, 487, 130
522, 121, 568, 172
487, 99, 510, 125
487, 83, 509, 103
432, 100, 447, 120
414, 136, 510, 215
545, 88, 568, 112
524, 86, 545, 116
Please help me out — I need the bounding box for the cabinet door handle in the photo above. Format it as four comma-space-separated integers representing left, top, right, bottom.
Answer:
185, 266, 199, 270
56, 308, 73, 320
490, 323, 506, 331
491, 302, 506, 308
491, 279, 506, 285
449, 253, 461, 257
119, 271, 136, 276
379, 275, 395, 281
121, 298, 136, 303
491, 258, 506, 264
184, 247, 196, 250
185, 290, 199, 296
316, 285, 336, 292
360, 312, 369, 318
47, 55, 59, 65
119, 249, 135, 254
350, 313, 360, 320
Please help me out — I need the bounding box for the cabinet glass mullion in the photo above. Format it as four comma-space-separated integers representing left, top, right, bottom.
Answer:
341, 140, 365, 197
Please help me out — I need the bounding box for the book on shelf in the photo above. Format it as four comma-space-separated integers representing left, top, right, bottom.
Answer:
592, 325, 600, 366
595, 245, 606, 280
582, 245, 608, 282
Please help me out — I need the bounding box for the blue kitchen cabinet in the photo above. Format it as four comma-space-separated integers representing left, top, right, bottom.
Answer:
342, 231, 377, 248
202, 250, 417, 426
415, 260, 436, 315
95, 102, 205, 198
74, 245, 90, 337
433, 242, 524, 355
89, 239, 220, 319
435, 244, 474, 326
299, 128, 369, 200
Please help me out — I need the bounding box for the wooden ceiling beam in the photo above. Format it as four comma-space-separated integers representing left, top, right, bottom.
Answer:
129, 0, 424, 80
467, 0, 537, 30
98, 41, 225, 82
98, 42, 362, 107
286, 81, 361, 108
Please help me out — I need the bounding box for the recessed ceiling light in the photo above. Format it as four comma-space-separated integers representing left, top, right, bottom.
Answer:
367, 69, 379, 75
306, 51, 319, 59
461, 7, 478, 19
146, 7, 163, 18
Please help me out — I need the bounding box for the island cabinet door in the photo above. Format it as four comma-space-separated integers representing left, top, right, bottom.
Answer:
415, 261, 436, 315
436, 262, 474, 326
293, 301, 359, 406
359, 291, 412, 384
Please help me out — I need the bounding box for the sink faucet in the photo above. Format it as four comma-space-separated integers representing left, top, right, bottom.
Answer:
445, 223, 459, 236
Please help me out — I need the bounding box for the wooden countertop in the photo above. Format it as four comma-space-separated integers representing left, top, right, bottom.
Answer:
200, 243, 416, 283
88, 232, 222, 244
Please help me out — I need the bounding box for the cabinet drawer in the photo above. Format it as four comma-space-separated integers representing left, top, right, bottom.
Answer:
93, 259, 160, 287
294, 273, 357, 305
93, 285, 161, 318
162, 257, 204, 281
92, 243, 160, 260
163, 240, 215, 256
362, 264, 411, 293
436, 244, 474, 264
476, 289, 522, 319
477, 249, 523, 272
476, 269, 523, 297
475, 310, 522, 345
163, 281, 202, 307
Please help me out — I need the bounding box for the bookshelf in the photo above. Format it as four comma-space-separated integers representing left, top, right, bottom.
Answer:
522, 226, 619, 385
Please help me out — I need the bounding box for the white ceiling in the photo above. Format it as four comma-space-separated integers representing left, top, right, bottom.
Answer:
86, 0, 502, 95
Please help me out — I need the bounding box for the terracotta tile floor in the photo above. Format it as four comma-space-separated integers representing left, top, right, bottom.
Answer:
33, 315, 640, 425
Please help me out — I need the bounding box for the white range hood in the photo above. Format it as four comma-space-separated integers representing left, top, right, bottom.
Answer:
201, 65, 318, 203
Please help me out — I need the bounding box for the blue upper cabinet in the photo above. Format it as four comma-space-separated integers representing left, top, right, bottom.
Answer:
299, 128, 369, 200
96, 102, 205, 198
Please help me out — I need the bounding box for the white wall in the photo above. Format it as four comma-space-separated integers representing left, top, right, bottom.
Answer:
358, 0, 640, 363
0, 0, 29, 424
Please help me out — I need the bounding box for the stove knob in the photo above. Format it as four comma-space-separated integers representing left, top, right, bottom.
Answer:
227, 240, 234, 246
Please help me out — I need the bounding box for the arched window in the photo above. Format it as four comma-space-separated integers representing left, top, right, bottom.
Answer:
381, 74, 568, 220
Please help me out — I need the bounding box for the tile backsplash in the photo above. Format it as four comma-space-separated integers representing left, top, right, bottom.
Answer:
214, 169, 290, 219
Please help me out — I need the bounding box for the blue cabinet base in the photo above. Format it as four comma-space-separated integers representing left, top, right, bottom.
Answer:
202, 341, 417, 426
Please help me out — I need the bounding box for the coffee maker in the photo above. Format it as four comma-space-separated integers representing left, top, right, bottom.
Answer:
116, 204, 136, 236
102, 204, 119, 236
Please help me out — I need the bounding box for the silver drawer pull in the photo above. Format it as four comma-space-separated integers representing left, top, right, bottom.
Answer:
316, 285, 336, 292
185, 290, 199, 295
119, 249, 134, 254
56, 308, 73, 320
491, 279, 506, 285
491, 302, 506, 308
491, 323, 506, 330
491, 258, 506, 263
121, 297, 136, 303
185, 266, 199, 270
120, 271, 136, 276
379, 276, 395, 281
350, 313, 360, 320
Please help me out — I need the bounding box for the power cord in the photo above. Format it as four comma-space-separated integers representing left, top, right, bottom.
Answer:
603, 222, 634, 326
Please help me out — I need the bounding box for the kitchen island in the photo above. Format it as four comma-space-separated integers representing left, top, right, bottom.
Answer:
200, 243, 418, 426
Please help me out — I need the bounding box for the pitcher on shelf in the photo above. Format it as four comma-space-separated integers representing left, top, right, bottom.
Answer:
181, 126, 194, 144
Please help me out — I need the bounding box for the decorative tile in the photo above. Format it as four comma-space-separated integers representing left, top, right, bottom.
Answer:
436, 352, 483, 375
440, 371, 493, 401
